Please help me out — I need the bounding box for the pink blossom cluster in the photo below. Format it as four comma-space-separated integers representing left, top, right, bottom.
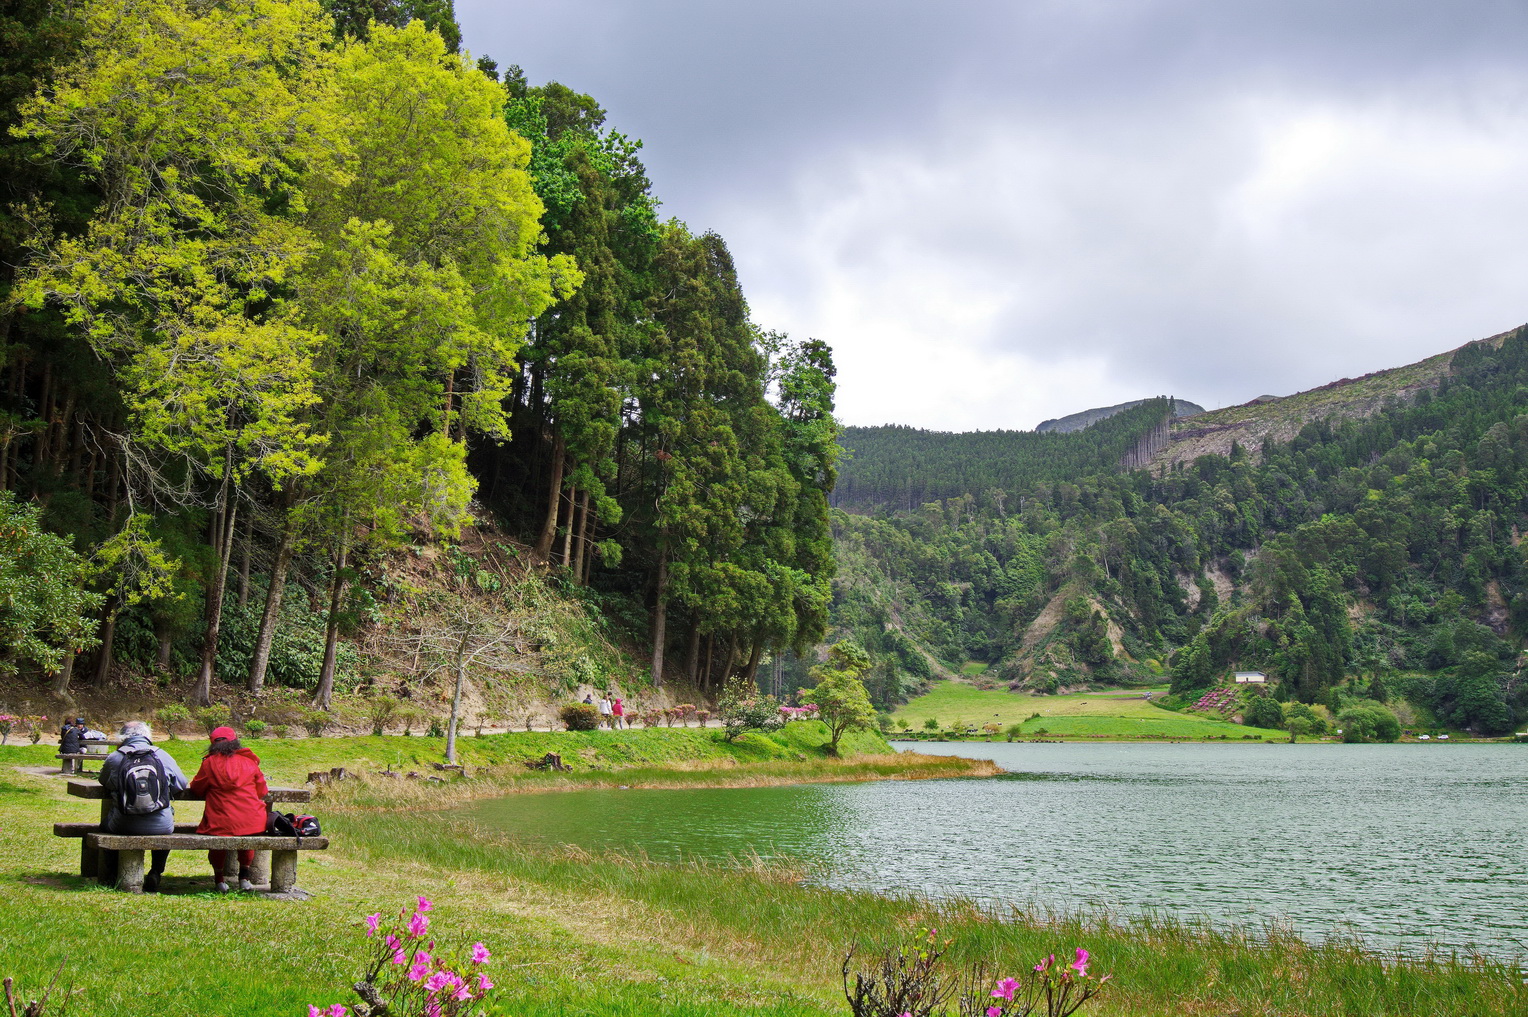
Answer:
976, 948, 1109, 1017
1191, 687, 1237, 713
778, 704, 819, 720
309, 895, 494, 1016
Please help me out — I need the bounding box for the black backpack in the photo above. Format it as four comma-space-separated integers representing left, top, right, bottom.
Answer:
117, 746, 170, 815
266, 812, 320, 838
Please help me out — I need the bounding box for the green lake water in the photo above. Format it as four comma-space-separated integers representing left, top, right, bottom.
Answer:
459, 741, 1528, 959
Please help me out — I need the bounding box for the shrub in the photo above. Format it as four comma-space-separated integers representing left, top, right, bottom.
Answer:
695, 709, 711, 726
718, 678, 783, 742
195, 703, 232, 734
320, 895, 497, 1016
560, 703, 600, 731
427, 716, 445, 738
641, 710, 663, 728
982, 722, 1001, 737
843, 928, 1109, 1017
155, 703, 191, 739
301, 710, 330, 738
367, 695, 399, 736
922, 717, 939, 731
273, 724, 292, 739
895, 718, 911, 731
1338, 703, 1402, 743
244, 719, 267, 739
1005, 723, 1024, 741
1242, 696, 1285, 730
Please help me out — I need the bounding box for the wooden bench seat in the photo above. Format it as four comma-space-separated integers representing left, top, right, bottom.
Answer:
83, 832, 328, 893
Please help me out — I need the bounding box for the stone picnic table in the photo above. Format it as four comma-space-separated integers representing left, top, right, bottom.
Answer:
54, 779, 327, 894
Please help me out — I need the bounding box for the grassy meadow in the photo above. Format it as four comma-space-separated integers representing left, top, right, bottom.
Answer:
891, 680, 1291, 741
2, 727, 1521, 1017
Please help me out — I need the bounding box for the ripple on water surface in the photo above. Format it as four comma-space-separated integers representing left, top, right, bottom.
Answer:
460, 742, 1528, 959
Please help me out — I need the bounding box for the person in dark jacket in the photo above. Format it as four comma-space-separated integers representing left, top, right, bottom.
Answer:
59, 720, 82, 755
188, 726, 269, 892
99, 720, 188, 892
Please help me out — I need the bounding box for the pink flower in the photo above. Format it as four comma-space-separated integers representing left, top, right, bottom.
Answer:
416, 895, 434, 913
453, 984, 473, 1001
477, 973, 494, 992
408, 952, 432, 982
991, 977, 1020, 1001
407, 912, 430, 938
470, 942, 491, 964
1071, 948, 1090, 977
309, 1007, 322, 1017
424, 1003, 441, 1017
987, 1008, 1002, 1017
385, 934, 400, 950
1034, 954, 1054, 973
327, 1007, 347, 1017
391, 949, 407, 965
365, 913, 382, 937
423, 972, 451, 994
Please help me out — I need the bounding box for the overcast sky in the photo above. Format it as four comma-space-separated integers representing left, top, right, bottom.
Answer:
458, 1, 1528, 431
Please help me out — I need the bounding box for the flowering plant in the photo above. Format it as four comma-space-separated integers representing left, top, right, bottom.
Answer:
778, 704, 819, 721
843, 930, 1108, 1017
0, 714, 16, 745
308, 896, 495, 1016
24, 715, 47, 745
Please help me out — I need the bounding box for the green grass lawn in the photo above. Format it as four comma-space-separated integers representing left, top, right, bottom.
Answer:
892, 680, 1288, 740
3, 728, 1519, 1017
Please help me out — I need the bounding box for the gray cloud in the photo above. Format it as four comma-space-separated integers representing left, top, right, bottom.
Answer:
460, 1, 1528, 429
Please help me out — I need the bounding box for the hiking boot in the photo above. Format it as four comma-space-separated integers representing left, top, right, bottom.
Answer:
143, 872, 160, 893
215, 880, 229, 894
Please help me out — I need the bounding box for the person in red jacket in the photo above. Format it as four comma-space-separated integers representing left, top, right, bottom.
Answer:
189, 725, 269, 892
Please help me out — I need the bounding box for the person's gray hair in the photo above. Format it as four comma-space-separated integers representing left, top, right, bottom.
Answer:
120, 720, 152, 740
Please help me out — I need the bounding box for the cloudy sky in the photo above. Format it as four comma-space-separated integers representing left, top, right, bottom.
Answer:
458, 0, 1528, 431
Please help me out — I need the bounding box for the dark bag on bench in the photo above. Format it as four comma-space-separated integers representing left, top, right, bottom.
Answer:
266, 811, 297, 836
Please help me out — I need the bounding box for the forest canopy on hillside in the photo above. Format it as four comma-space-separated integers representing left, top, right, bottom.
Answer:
0, 0, 837, 706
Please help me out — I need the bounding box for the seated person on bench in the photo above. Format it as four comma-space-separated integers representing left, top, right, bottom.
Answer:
189, 726, 270, 893
99, 720, 188, 893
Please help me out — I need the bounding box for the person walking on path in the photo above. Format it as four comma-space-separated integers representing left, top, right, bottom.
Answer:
611, 696, 624, 730
99, 720, 188, 893
188, 726, 269, 892
597, 695, 614, 729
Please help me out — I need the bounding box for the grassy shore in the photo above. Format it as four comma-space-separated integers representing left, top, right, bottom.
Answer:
892, 681, 1290, 741
1, 728, 1521, 1017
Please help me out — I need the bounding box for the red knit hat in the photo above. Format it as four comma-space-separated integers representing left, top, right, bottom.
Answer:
209, 725, 237, 742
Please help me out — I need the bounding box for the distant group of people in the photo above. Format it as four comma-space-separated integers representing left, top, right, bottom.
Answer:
57, 717, 107, 755
581, 692, 626, 728
97, 720, 270, 893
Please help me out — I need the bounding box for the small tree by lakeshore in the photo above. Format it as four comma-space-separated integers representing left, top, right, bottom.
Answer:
801, 640, 876, 757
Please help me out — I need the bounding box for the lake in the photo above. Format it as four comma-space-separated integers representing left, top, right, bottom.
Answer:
460, 741, 1528, 959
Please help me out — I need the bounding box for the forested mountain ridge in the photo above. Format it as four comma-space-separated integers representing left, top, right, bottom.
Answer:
830, 327, 1528, 735
0, 0, 836, 714
1036, 397, 1204, 434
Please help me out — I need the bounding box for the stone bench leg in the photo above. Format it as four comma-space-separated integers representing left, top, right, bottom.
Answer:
270, 850, 298, 893
250, 850, 271, 888
80, 839, 98, 879
220, 852, 240, 882
115, 849, 145, 893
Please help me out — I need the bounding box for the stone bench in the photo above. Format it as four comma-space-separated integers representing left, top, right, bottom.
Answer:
58, 779, 320, 893
84, 831, 328, 893
55, 753, 108, 774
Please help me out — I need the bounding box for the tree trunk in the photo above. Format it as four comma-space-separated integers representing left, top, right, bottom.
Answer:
237, 511, 254, 608
50, 649, 77, 699
533, 435, 565, 562
559, 487, 575, 566
684, 623, 701, 685
312, 537, 349, 711
650, 551, 668, 687
92, 601, 121, 687
446, 631, 469, 764
194, 463, 239, 707
723, 632, 739, 684
701, 633, 715, 690
580, 498, 597, 584
248, 511, 297, 694
744, 637, 764, 686
571, 489, 590, 581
